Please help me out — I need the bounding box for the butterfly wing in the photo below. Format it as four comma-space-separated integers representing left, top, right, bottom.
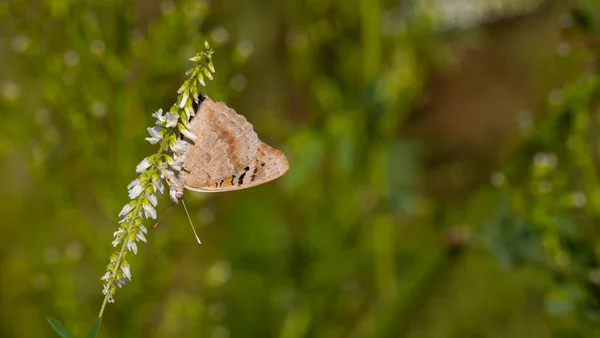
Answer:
185, 141, 289, 192
181, 98, 259, 189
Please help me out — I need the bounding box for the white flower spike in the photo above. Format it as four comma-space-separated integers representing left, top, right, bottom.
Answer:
100, 43, 216, 315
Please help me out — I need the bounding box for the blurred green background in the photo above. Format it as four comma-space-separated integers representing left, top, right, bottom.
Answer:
2, 0, 600, 337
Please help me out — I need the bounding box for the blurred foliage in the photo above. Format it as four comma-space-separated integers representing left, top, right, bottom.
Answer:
475, 1, 600, 335
1, 0, 600, 337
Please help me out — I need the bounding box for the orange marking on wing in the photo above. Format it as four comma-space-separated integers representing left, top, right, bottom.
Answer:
221, 175, 235, 185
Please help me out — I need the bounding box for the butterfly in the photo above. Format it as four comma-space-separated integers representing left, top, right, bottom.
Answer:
167, 94, 289, 201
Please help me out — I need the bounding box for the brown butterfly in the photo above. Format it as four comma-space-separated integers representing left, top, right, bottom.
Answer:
168, 94, 289, 200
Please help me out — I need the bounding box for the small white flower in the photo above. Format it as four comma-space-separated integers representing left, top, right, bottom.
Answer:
145, 137, 161, 144
100, 272, 111, 281
136, 156, 152, 174
179, 124, 198, 141
128, 181, 144, 199
145, 126, 162, 144
171, 139, 188, 155
127, 239, 138, 254
167, 154, 184, 172
185, 104, 195, 120
102, 283, 115, 302
127, 178, 140, 190
170, 187, 179, 202
179, 91, 189, 108
152, 176, 164, 194
118, 203, 134, 217
171, 153, 184, 164
113, 228, 126, 238
136, 231, 147, 243
143, 202, 157, 219
148, 126, 162, 138
139, 224, 148, 234
160, 167, 173, 180
116, 277, 127, 287
112, 237, 122, 247
178, 112, 190, 128
102, 283, 110, 295
198, 76, 206, 87
112, 229, 126, 247
203, 68, 214, 80
148, 193, 158, 207
165, 112, 179, 128
152, 108, 166, 124
122, 263, 132, 280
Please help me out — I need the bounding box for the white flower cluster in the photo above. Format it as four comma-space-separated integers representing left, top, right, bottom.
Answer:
100, 42, 215, 305
147, 107, 196, 201
101, 106, 194, 302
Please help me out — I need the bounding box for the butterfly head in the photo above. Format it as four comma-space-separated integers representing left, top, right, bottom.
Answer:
192, 92, 206, 114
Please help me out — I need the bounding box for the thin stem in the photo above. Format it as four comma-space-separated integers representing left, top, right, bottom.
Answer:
98, 292, 109, 319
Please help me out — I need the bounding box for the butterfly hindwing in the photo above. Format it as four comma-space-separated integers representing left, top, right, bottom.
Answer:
186, 141, 289, 192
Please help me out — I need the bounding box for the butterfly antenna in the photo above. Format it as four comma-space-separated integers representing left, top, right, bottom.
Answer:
153, 203, 176, 228
181, 199, 202, 245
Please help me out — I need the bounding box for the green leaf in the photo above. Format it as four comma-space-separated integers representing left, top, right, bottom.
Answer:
87, 318, 102, 338
47, 317, 73, 338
